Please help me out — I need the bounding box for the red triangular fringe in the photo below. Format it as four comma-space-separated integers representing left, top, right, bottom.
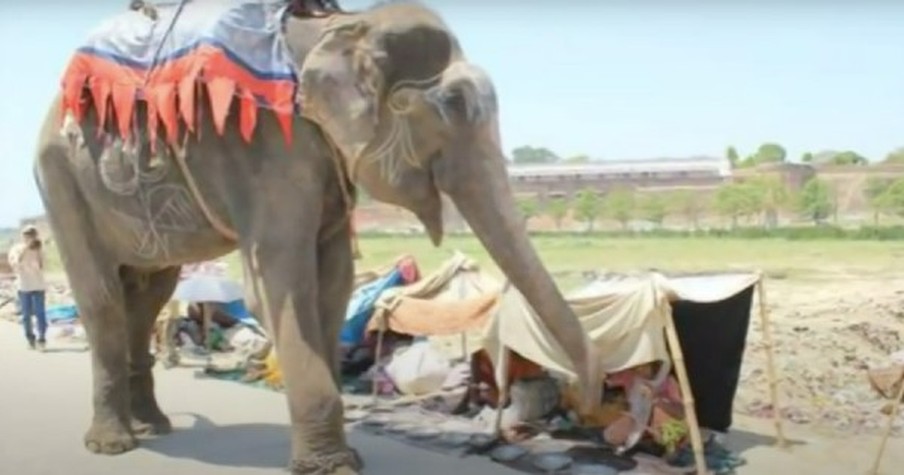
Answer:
61, 68, 294, 148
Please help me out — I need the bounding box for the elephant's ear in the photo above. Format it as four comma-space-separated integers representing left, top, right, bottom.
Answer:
297, 21, 384, 163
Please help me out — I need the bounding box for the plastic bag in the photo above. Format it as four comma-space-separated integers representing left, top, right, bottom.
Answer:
385, 341, 451, 396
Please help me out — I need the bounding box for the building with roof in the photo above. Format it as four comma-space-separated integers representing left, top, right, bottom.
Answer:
507, 156, 733, 199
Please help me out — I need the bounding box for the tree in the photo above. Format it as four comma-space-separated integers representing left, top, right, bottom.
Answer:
756, 143, 787, 164
516, 196, 540, 225
801, 152, 814, 163
884, 147, 904, 163
748, 176, 790, 228
573, 188, 604, 232
739, 143, 787, 168
714, 183, 760, 228
604, 187, 636, 230
511, 146, 560, 164
797, 177, 834, 224
864, 177, 893, 225
876, 178, 904, 217
639, 193, 669, 228
563, 154, 591, 164
671, 189, 707, 230
546, 197, 570, 230
829, 151, 868, 165
726, 146, 740, 167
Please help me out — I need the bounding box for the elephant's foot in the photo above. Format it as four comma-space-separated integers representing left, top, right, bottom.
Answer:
131, 413, 172, 436
130, 399, 172, 436
289, 449, 362, 475
84, 421, 138, 455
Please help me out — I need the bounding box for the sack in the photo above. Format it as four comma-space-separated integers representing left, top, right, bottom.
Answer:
385, 341, 451, 396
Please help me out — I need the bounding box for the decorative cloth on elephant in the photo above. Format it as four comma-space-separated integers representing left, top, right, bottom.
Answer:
60, 0, 298, 146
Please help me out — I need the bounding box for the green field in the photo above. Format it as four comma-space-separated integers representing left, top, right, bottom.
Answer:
38, 235, 902, 293
240, 235, 903, 291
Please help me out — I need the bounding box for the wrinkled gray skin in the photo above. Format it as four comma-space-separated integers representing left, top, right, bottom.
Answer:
33, 4, 597, 474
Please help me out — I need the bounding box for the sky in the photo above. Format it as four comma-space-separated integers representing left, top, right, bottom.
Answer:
0, 0, 902, 225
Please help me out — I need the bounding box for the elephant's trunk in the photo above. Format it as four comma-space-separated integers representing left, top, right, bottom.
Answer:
434, 127, 599, 408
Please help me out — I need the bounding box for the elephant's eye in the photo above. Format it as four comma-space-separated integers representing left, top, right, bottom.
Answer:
442, 91, 467, 116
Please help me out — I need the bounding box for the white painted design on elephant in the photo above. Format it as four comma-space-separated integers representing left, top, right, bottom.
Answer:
60, 112, 85, 149
357, 74, 442, 185
99, 135, 205, 259
357, 61, 498, 185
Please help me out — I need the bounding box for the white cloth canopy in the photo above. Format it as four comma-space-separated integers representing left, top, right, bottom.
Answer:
481, 271, 761, 384
172, 275, 244, 303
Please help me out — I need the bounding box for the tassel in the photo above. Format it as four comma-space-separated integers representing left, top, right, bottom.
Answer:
239, 92, 257, 143
89, 79, 111, 130
155, 83, 178, 145
206, 77, 235, 136
178, 75, 197, 133
111, 83, 136, 141
276, 111, 293, 147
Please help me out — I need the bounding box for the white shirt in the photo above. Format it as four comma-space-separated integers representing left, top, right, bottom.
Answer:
7, 242, 46, 292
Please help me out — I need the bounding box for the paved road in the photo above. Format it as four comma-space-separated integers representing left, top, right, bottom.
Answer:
3, 321, 903, 475
0, 323, 518, 475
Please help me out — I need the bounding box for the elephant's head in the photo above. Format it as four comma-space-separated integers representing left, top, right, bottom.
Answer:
292, 3, 598, 404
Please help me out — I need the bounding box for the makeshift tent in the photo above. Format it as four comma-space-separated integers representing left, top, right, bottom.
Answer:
339, 255, 420, 346
482, 271, 784, 475
367, 252, 501, 341
365, 259, 784, 475
361, 252, 502, 400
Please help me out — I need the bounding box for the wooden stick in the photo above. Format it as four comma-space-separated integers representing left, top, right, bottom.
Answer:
869, 374, 904, 475
663, 312, 708, 475
757, 275, 788, 448
370, 323, 386, 408
493, 347, 511, 437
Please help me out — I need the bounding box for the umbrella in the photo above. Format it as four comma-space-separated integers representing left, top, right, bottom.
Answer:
172, 275, 244, 303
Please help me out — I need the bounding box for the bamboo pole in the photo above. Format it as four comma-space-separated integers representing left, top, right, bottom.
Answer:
663, 311, 708, 475
756, 274, 788, 448
869, 373, 904, 475
370, 322, 387, 408
493, 347, 511, 437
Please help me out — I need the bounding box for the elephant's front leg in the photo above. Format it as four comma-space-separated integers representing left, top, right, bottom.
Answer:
244, 236, 358, 475
316, 227, 364, 470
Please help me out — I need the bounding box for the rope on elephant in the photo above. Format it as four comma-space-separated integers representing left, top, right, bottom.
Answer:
172, 141, 240, 241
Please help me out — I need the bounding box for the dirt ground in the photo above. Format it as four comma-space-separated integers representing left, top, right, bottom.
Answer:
734, 271, 904, 437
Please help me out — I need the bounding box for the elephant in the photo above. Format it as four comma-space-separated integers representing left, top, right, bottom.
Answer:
33, 3, 599, 474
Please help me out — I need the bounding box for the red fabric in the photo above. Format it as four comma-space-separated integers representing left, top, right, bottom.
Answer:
395, 255, 420, 284
471, 349, 546, 408
59, 45, 296, 146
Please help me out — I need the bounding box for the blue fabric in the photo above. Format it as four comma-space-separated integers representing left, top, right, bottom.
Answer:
19, 291, 47, 343
78, 0, 296, 83
44, 304, 79, 323
339, 268, 406, 345
220, 299, 261, 328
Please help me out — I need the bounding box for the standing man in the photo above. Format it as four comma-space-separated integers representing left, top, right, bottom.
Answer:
8, 225, 48, 351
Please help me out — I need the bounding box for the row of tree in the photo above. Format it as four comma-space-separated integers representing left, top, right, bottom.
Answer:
516, 175, 904, 231
509, 144, 904, 167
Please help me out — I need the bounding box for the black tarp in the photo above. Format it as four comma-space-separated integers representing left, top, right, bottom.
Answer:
670, 285, 756, 432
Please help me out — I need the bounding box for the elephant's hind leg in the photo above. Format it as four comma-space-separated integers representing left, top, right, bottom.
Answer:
121, 266, 181, 436
37, 141, 136, 455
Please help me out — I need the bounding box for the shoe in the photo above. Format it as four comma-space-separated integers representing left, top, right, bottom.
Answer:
27, 340, 36, 350
37, 341, 47, 352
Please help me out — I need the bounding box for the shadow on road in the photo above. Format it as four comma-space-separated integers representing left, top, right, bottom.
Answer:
141, 413, 291, 468
728, 428, 808, 453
